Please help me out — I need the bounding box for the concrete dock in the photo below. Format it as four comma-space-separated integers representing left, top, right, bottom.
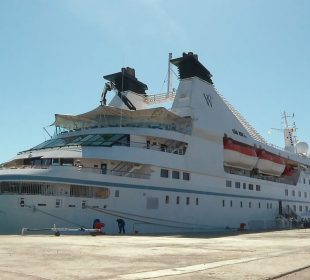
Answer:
0, 230, 310, 279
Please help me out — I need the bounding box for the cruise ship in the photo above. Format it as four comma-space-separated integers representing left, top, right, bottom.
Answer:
1, 52, 309, 234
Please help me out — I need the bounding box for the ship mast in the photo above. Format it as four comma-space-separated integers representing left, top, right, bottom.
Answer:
282, 111, 296, 153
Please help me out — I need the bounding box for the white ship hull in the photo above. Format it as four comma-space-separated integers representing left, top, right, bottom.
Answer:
0, 165, 292, 234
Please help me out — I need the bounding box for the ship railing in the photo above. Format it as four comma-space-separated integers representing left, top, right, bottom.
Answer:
17, 140, 186, 156
76, 166, 151, 180
57, 121, 191, 135
0, 164, 150, 179
1, 165, 50, 170
144, 91, 176, 104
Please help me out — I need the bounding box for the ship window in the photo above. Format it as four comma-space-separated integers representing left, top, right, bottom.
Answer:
249, 202, 251, 208
186, 197, 190, 205
292, 190, 295, 196
230, 200, 233, 207
256, 185, 260, 191
243, 183, 246, 189
38, 203, 46, 206
285, 189, 288, 196
240, 201, 243, 208
172, 171, 180, 179
226, 180, 232, 188
19, 198, 25, 207
222, 200, 225, 207
267, 203, 269, 209
183, 172, 190, 181
52, 158, 60, 165
305, 192, 307, 198
68, 205, 76, 207
304, 178, 306, 184
308, 179, 310, 185
196, 198, 199, 205
176, 196, 180, 204
61, 158, 74, 166
293, 205, 296, 211
249, 184, 254, 190
270, 203, 272, 209
160, 169, 169, 178
235, 182, 240, 189
82, 201, 86, 209
258, 202, 261, 208
115, 190, 120, 197
56, 199, 62, 208
165, 195, 170, 204
306, 206, 309, 212
298, 191, 301, 197
299, 205, 303, 212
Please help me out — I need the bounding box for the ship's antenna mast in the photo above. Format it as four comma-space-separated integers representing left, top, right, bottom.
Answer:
282, 111, 296, 152
269, 111, 297, 153
166, 53, 172, 97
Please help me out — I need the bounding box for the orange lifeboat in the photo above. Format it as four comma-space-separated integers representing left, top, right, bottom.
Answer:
223, 139, 258, 170
255, 150, 285, 176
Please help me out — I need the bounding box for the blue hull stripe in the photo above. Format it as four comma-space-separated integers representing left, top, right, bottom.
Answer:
0, 174, 308, 204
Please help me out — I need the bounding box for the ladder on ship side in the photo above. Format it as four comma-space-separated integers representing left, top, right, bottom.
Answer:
217, 90, 267, 144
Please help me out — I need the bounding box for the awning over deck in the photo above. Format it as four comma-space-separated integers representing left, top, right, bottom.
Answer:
53, 106, 192, 134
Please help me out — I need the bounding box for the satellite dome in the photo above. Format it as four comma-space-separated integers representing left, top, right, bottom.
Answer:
296, 141, 309, 155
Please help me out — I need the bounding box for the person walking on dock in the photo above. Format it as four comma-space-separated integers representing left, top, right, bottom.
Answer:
116, 218, 125, 234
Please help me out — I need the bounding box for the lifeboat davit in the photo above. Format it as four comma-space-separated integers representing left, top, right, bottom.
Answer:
282, 165, 295, 176
255, 150, 285, 176
223, 139, 258, 170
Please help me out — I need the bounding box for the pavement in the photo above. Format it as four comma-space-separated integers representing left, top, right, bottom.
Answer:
0, 229, 310, 279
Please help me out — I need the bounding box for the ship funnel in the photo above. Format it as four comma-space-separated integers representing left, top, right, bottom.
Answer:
170, 52, 213, 84
103, 67, 148, 95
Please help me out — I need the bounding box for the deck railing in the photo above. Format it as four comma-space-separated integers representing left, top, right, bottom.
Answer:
0, 165, 151, 180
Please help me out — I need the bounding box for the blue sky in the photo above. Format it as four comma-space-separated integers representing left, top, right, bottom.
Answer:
0, 0, 309, 163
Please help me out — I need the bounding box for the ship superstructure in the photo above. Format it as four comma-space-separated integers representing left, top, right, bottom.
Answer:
1, 52, 310, 234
